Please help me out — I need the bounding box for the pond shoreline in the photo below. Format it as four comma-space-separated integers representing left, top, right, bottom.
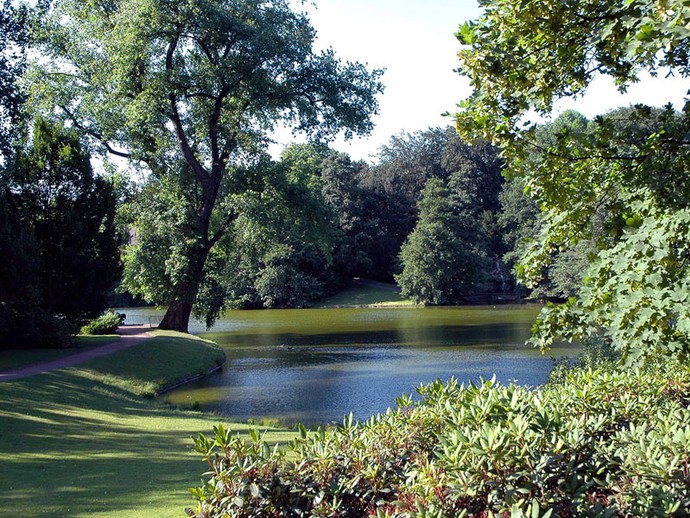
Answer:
155, 354, 227, 396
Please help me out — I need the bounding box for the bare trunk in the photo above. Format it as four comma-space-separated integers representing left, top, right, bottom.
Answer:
158, 244, 209, 333
158, 299, 194, 333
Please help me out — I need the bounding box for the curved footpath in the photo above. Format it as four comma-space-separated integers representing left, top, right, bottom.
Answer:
0, 325, 154, 382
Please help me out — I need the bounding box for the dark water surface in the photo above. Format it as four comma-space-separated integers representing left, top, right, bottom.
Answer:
123, 305, 579, 425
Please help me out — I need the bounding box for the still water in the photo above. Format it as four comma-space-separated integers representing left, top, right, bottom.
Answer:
123, 305, 578, 425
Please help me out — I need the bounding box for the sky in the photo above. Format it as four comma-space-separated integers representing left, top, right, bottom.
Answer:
273, 0, 689, 163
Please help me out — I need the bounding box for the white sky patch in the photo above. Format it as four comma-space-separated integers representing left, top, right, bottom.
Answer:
554, 71, 689, 118
272, 1, 690, 163
271, 0, 480, 162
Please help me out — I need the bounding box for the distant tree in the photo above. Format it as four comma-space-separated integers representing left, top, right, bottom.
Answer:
227, 147, 336, 311
318, 150, 395, 284
363, 127, 504, 282
0, 118, 121, 345
497, 177, 539, 292
396, 177, 488, 305
372, 128, 449, 208
441, 135, 505, 291
363, 128, 450, 271
31, 0, 383, 333
498, 112, 599, 298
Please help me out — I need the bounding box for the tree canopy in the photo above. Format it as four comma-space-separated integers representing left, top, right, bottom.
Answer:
0, 118, 121, 346
457, 0, 690, 362
31, 0, 383, 332
0, 0, 29, 157
396, 176, 488, 305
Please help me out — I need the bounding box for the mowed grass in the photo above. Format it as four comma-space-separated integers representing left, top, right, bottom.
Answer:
0, 330, 295, 518
0, 334, 120, 371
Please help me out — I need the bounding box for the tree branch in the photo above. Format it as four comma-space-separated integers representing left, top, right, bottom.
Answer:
209, 85, 230, 173
208, 211, 238, 249
166, 32, 208, 182
58, 104, 132, 159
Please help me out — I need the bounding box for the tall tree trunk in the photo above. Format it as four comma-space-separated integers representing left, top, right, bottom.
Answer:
159, 85, 225, 333
158, 298, 194, 333
158, 243, 210, 333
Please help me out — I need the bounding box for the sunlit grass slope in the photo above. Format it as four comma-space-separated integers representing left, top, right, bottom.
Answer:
0, 330, 294, 518
313, 279, 413, 308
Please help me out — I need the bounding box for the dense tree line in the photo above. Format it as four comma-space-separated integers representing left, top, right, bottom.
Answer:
2, 0, 686, 366
117, 120, 620, 318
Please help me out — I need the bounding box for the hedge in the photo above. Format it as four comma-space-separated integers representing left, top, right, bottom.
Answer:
187, 356, 690, 517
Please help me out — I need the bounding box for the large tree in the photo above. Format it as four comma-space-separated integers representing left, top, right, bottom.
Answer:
31, 0, 383, 332
1, 118, 121, 346
396, 176, 488, 305
457, 0, 690, 362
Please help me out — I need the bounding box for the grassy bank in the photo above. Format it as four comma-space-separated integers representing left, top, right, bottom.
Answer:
313, 279, 413, 308
0, 330, 294, 517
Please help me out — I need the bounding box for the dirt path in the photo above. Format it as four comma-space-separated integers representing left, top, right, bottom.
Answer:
0, 325, 155, 382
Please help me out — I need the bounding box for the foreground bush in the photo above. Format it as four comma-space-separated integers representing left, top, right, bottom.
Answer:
188, 359, 690, 517
79, 312, 122, 335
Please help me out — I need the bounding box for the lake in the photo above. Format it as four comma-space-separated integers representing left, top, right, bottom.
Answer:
121, 305, 579, 425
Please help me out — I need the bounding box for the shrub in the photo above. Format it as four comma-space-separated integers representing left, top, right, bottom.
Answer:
79, 312, 122, 335
188, 357, 690, 517
0, 305, 72, 349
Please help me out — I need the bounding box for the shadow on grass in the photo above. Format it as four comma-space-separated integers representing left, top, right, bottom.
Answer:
0, 335, 120, 372
0, 371, 294, 517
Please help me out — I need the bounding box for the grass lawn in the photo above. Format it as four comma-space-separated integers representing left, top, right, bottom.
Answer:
313, 279, 413, 308
0, 335, 120, 372
0, 330, 295, 517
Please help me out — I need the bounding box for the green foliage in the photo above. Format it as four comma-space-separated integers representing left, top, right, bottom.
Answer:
30, 0, 383, 332
530, 199, 690, 363
10, 118, 122, 319
456, 0, 690, 139
364, 128, 505, 284
520, 107, 690, 361
189, 358, 690, 516
80, 312, 122, 335
396, 177, 489, 305
0, 118, 121, 346
0, 181, 45, 347
0, 0, 29, 157
120, 170, 200, 308
319, 150, 390, 286
456, 0, 690, 362
497, 113, 604, 300
120, 151, 333, 326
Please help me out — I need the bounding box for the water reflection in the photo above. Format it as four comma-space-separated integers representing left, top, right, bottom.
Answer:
149, 305, 579, 425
